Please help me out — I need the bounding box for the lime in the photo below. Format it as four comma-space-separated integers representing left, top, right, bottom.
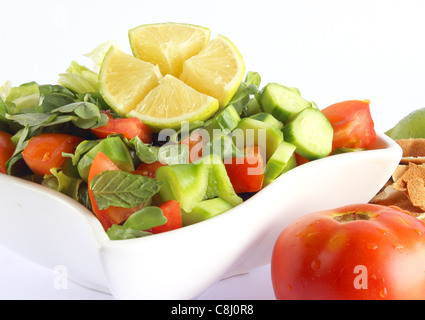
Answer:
386, 108, 425, 139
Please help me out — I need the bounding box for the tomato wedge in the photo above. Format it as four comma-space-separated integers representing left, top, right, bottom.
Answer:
88, 152, 143, 231
0, 131, 15, 174
132, 161, 167, 179
22, 133, 82, 175
180, 129, 207, 163
224, 146, 265, 194
151, 200, 182, 234
90, 111, 152, 143
321, 100, 377, 149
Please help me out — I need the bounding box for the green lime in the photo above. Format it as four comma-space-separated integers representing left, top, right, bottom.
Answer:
386, 108, 425, 139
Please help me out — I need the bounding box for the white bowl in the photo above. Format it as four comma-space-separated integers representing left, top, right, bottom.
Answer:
0, 133, 402, 299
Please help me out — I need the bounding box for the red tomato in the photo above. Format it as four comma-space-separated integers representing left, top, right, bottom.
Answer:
321, 100, 377, 149
88, 152, 143, 231
180, 129, 208, 163
271, 204, 425, 300
0, 131, 15, 174
224, 146, 264, 193
132, 161, 167, 179
294, 153, 309, 166
151, 200, 182, 234
90, 111, 152, 143
22, 133, 82, 175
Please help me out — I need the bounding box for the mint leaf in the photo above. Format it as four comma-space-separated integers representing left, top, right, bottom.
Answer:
90, 170, 163, 210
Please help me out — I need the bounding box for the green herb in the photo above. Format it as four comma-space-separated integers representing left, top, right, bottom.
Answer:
130, 136, 160, 164
228, 71, 261, 116
57, 61, 99, 94
41, 168, 83, 201
62, 139, 101, 166
106, 206, 167, 240
90, 170, 163, 210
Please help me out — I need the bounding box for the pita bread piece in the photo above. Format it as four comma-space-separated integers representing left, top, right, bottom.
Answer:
397, 139, 425, 164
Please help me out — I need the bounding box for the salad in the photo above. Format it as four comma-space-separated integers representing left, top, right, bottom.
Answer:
0, 23, 377, 240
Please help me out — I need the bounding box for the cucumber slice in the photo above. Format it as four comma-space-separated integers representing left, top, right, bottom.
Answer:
249, 112, 283, 132
182, 197, 234, 226
232, 117, 283, 161
260, 83, 312, 124
245, 97, 262, 117
282, 107, 333, 160
263, 141, 297, 186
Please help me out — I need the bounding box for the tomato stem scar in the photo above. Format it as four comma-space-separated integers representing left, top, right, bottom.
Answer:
333, 211, 371, 222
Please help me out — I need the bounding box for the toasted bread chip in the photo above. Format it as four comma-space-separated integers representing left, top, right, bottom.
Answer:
406, 177, 425, 211
370, 185, 425, 215
370, 139, 425, 221
392, 164, 408, 182
393, 162, 425, 192
397, 139, 425, 164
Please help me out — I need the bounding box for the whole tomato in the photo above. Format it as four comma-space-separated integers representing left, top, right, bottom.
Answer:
271, 204, 425, 300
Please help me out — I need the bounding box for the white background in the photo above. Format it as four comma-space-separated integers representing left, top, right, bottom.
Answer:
1, 0, 425, 300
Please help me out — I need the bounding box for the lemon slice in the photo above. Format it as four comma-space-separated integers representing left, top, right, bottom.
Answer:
129, 22, 211, 77
179, 35, 245, 107
129, 74, 219, 132
99, 46, 162, 116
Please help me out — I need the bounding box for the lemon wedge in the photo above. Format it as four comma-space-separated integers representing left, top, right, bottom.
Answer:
129, 74, 219, 132
129, 22, 211, 78
99, 46, 162, 116
179, 35, 245, 107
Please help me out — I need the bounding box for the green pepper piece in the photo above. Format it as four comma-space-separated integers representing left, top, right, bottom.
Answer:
156, 161, 209, 212
156, 154, 242, 213
202, 155, 243, 207
182, 197, 234, 226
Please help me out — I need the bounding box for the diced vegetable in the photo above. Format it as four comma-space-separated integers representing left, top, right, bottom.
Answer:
203, 155, 243, 206
0, 131, 15, 174
156, 155, 242, 212
90, 111, 152, 143
260, 83, 312, 123
180, 129, 208, 163
77, 135, 135, 182
22, 133, 83, 176
249, 112, 283, 132
133, 161, 167, 179
88, 152, 145, 231
182, 197, 234, 226
263, 141, 297, 186
106, 206, 167, 240
151, 200, 182, 234
233, 117, 283, 161
321, 100, 377, 149
204, 104, 241, 135
224, 146, 265, 193
156, 160, 209, 212
282, 107, 334, 160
